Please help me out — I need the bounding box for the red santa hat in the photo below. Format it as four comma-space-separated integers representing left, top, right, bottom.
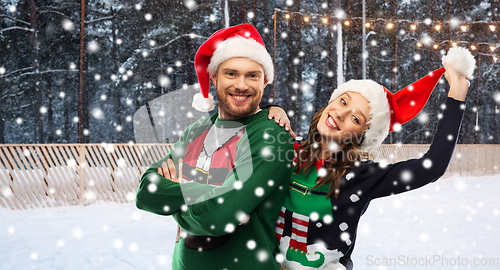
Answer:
192, 24, 273, 112
329, 46, 475, 151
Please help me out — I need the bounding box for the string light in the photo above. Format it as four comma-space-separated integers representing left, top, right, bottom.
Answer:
274, 10, 498, 53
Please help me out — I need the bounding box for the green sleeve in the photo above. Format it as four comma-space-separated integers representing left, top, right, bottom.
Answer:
173, 126, 293, 236
135, 120, 215, 215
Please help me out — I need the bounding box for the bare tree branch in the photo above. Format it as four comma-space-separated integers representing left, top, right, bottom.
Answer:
0, 68, 78, 79
38, 9, 72, 19
0, 26, 34, 34
84, 8, 122, 25
0, 14, 30, 26
0, 67, 33, 78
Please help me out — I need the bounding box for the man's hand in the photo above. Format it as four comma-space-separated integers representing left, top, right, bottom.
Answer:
158, 158, 184, 183
267, 106, 297, 138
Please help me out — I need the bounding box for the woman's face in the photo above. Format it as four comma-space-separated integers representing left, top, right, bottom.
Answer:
317, 91, 371, 150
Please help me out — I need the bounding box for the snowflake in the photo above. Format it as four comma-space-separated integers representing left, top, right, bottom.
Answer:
323, 215, 333, 224
7, 226, 15, 234
114, 239, 123, 249
493, 92, 500, 104
275, 253, 285, 263
318, 168, 327, 177
129, 243, 139, 252
224, 223, 235, 233
87, 40, 100, 53
340, 232, 350, 241
147, 183, 157, 193
57, 240, 65, 247
62, 19, 74, 31
418, 112, 429, 124
184, 0, 197, 10
233, 181, 243, 190
254, 250, 268, 262
255, 187, 264, 197
91, 108, 104, 120
85, 191, 96, 200
400, 170, 413, 182
350, 194, 359, 202
392, 123, 402, 132
246, 240, 256, 250
145, 13, 152, 21
72, 228, 84, 239
422, 159, 433, 169
310, 212, 319, 221
339, 222, 348, 231
158, 75, 170, 87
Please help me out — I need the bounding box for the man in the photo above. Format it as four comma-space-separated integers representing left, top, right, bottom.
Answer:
136, 24, 293, 269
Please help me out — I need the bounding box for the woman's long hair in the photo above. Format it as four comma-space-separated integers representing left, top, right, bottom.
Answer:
294, 105, 369, 199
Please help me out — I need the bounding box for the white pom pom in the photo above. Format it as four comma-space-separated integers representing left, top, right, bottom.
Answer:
441, 46, 476, 78
192, 92, 215, 112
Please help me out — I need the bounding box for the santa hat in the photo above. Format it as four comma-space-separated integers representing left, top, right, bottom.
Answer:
192, 24, 273, 112
329, 46, 475, 151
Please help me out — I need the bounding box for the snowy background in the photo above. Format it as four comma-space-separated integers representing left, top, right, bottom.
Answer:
1, 174, 499, 269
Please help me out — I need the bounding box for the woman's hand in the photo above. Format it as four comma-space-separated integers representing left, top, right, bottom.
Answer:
267, 106, 297, 138
158, 158, 184, 183
443, 62, 470, 101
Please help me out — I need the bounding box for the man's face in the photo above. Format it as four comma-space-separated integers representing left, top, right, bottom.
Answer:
211, 57, 268, 120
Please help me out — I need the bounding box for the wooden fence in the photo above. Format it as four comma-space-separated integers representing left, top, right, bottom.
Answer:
0, 144, 498, 210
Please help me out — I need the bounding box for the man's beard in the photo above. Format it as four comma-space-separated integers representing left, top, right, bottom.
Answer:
217, 90, 261, 119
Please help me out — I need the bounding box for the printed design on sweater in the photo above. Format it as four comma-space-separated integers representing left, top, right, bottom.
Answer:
182, 126, 245, 186
276, 206, 346, 269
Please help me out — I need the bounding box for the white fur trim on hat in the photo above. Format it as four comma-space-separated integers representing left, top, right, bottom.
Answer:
328, 80, 391, 151
207, 36, 274, 83
192, 92, 215, 112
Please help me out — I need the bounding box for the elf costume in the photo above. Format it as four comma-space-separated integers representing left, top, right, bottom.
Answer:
275, 47, 475, 270
136, 24, 293, 269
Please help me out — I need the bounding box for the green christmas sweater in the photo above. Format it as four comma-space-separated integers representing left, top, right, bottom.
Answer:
275, 97, 465, 270
136, 109, 293, 270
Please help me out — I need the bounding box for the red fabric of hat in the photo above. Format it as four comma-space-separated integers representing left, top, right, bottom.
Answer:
385, 67, 446, 132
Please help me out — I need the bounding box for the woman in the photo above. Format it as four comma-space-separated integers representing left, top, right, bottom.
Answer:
273, 47, 474, 270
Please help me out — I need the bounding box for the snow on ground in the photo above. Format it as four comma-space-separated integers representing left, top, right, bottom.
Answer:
1, 175, 499, 270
